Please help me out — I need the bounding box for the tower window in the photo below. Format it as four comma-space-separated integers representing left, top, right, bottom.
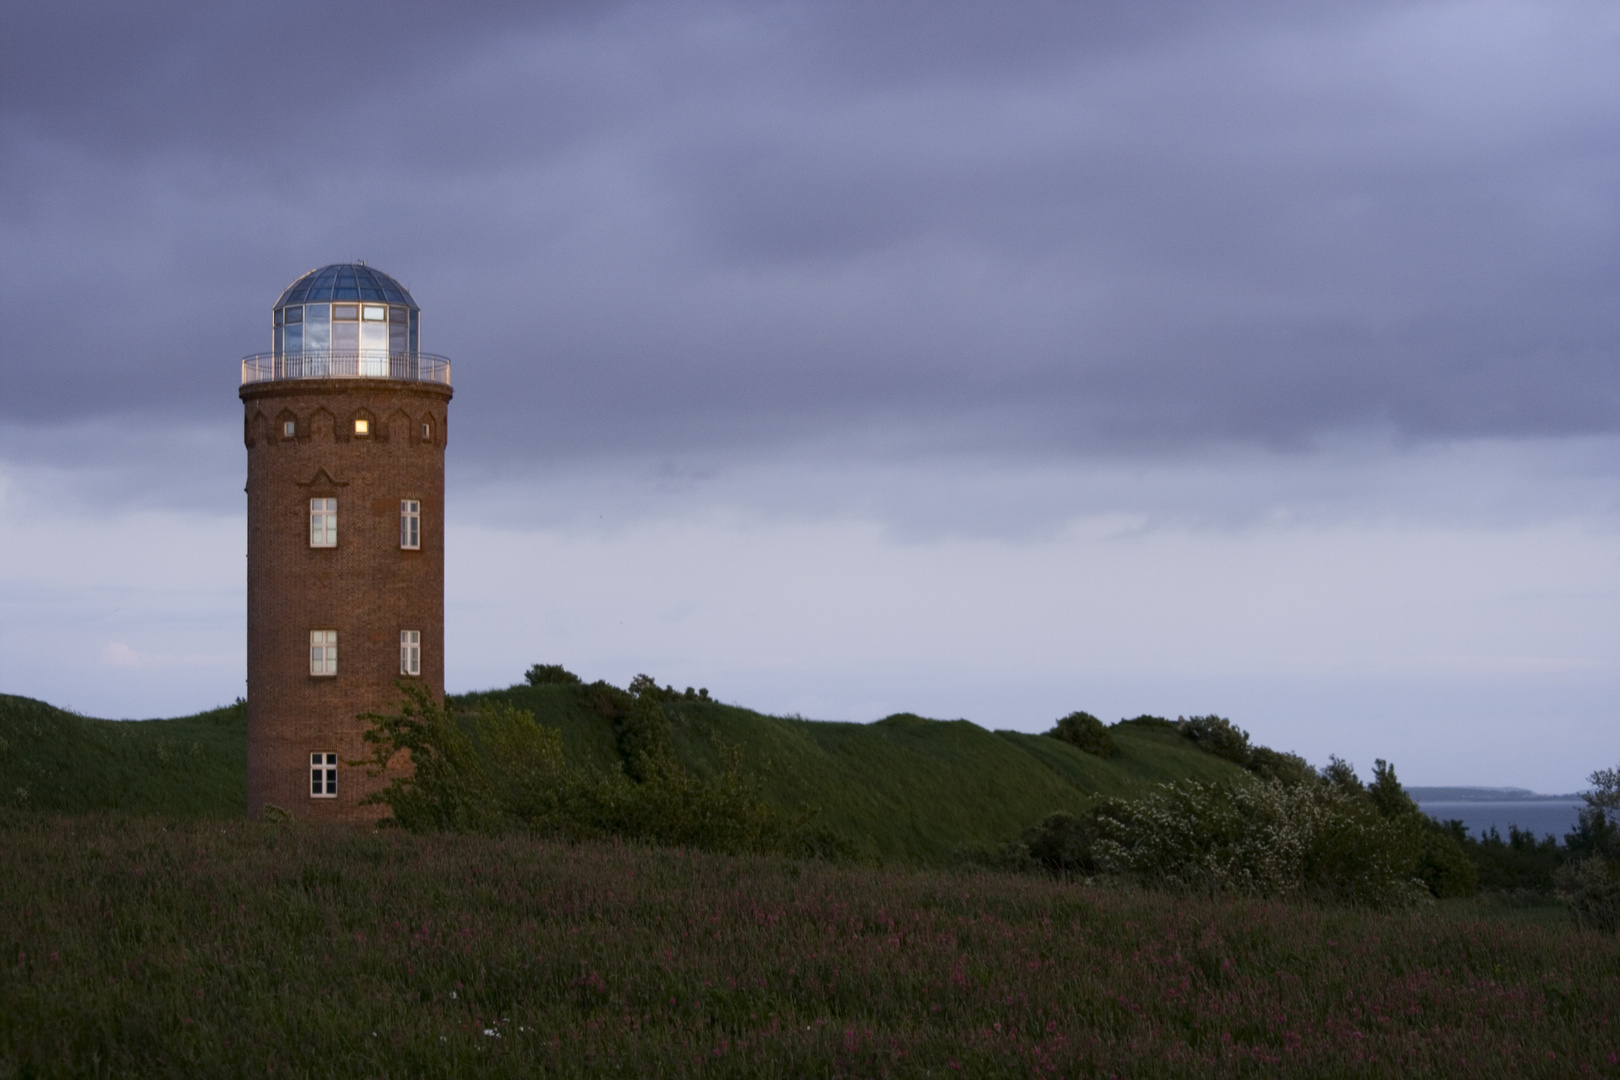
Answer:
283, 420, 296, 438
400, 630, 421, 676
362, 304, 387, 321
309, 498, 337, 547
310, 752, 337, 797
400, 500, 420, 549
310, 630, 337, 676
354, 418, 370, 435
421, 422, 432, 441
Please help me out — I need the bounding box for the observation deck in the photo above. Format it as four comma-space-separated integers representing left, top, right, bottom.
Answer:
240, 351, 451, 386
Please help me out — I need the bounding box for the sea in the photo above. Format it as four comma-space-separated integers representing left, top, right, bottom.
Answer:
1415, 799, 1586, 842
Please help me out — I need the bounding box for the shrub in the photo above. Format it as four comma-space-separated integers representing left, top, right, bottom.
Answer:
1046, 711, 1119, 758
1089, 778, 1432, 907
1368, 758, 1421, 818
524, 663, 582, 686
1014, 811, 1106, 877
1319, 755, 1365, 795
994, 762, 1476, 907
1460, 825, 1565, 894
1176, 715, 1253, 766
614, 677, 674, 782
1556, 762, 1620, 931
1249, 746, 1315, 786
1114, 714, 1176, 731
1557, 855, 1620, 932
358, 683, 800, 856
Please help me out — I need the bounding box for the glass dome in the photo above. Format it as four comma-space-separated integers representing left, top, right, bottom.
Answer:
275, 263, 419, 308
269, 263, 424, 380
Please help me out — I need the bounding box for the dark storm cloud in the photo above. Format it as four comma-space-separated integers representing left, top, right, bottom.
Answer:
3, 0, 1619, 466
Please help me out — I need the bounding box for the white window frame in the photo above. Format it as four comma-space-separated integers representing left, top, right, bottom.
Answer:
310, 752, 337, 798
310, 630, 337, 676
400, 499, 420, 550
400, 630, 421, 676
309, 498, 337, 548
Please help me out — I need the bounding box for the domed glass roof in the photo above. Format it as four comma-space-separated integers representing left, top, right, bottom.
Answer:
274, 263, 418, 310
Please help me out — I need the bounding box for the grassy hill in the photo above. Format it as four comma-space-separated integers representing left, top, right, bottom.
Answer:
1, 683, 1252, 862
433, 683, 1250, 863
0, 693, 245, 816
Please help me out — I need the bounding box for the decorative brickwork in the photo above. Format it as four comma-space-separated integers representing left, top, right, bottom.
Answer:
241, 378, 451, 821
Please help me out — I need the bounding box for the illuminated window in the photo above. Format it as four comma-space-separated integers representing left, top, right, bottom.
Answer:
362, 304, 387, 321
354, 418, 369, 435
400, 630, 421, 676
400, 499, 420, 549
309, 498, 336, 547
310, 630, 337, 676
310, 752, 337, 798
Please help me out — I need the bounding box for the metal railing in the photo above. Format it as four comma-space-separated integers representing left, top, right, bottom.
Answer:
240, 352, 452, 386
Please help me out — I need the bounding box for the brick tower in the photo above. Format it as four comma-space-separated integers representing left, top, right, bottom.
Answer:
239, 263, 452, 820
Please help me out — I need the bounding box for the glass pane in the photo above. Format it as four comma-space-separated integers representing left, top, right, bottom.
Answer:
283, 305, 303, 324
333, 304, 359, 320
362, 304, 386, 321
303, 305, 329, 371
360, 323, 387, 375
333, 321, 359, 359
389, 306, 407, 323
283, 323, 302, 357
389, 322, 407, 355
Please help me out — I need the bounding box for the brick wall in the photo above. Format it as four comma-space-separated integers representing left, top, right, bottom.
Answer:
241, 378, 452, 821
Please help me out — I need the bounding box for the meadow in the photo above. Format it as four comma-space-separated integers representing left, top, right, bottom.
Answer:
3, 813, 1616, 1078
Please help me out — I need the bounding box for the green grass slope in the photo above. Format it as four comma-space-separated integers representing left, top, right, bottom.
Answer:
0, 694, 245, 815
1, 683, 1251, 862
459, 685, 1251, 863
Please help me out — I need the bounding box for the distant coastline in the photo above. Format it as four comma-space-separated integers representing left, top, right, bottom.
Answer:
1406, 786, 1583, 803
1411, 788, 1586, 841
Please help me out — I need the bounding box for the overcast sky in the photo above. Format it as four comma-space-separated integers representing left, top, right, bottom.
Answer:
3, 0, 1618, 793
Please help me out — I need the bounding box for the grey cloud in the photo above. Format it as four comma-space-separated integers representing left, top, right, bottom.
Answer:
3, 0, 1619, 470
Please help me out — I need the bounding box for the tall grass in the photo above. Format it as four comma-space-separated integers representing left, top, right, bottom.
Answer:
3, 812, 1615, 1078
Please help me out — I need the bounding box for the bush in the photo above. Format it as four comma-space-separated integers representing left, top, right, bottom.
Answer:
1011, 812, 1106, 878
524, 663, 582, 686
1557, 855, 1620, 932
1249, 746, 1315, 786
1087, 778, 1433, 907
1046, 711, 1119, 758
992, 755, 1478, 906
358, 684, 802, 856
1176, 715, 1253, 766
1556, 762, 1620, 930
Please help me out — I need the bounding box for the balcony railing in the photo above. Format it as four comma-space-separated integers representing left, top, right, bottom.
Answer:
241, 352, 452, 387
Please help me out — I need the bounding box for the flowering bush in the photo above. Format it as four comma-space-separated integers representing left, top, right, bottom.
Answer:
1088, 778, 1433, 908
